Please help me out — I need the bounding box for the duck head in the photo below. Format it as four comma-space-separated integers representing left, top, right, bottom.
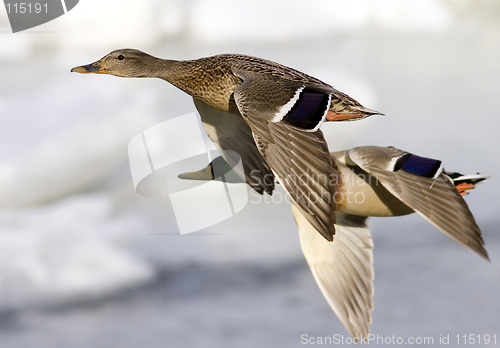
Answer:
71, 49, 160, 78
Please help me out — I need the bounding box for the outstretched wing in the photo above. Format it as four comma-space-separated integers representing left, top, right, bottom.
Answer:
193, 98, 275, 195
233, 75, 338, 240
347, 146, 489, 260
293, 204, 374, 340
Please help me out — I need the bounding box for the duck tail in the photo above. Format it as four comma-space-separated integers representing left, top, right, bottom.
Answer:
326, 91, 383, 122
445, 171, 490, 196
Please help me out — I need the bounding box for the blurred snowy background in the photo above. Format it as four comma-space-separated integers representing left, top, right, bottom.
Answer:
1, 0, 500, 347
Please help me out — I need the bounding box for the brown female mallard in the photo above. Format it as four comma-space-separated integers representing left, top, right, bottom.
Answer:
72, 49, 381, 242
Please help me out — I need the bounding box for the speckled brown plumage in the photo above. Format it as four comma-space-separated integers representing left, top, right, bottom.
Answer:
71, 49, 382, 241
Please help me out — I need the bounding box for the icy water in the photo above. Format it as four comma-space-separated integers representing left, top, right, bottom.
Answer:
1, 2, 500, 347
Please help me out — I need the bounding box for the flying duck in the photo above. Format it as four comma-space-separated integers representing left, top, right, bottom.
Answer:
72, 49, 382, 242
178, 145, 489, 339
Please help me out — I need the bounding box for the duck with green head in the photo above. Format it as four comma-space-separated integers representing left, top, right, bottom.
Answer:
178, 145, 490, 339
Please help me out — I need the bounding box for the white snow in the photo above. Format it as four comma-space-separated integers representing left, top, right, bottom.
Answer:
0, 1, 498, 346
190, 0, 452, 43
0, 194, 155, 311
0, 76, 157, 208
0, 0, 454, 53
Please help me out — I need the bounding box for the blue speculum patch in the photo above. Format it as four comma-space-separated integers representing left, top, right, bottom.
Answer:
395, 153, 442, 178
283, 89, 329, 130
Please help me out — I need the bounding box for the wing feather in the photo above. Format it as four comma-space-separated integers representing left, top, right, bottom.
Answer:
348, 146, 488, 260
193, 98, 275, 195
234, 76, 338, 240
293, 204, 374, 340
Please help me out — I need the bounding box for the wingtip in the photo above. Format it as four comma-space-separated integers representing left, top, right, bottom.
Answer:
480, 250, 491, 262
322, 226, 335, 242
468, 240, 490, 261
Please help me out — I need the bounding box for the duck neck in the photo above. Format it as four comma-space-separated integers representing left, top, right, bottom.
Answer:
151, 57, 237, 111
153, 59, 204, 95
150, 58, 184, 80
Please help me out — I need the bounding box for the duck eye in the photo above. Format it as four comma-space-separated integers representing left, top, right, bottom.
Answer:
117, 55, 124, 60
